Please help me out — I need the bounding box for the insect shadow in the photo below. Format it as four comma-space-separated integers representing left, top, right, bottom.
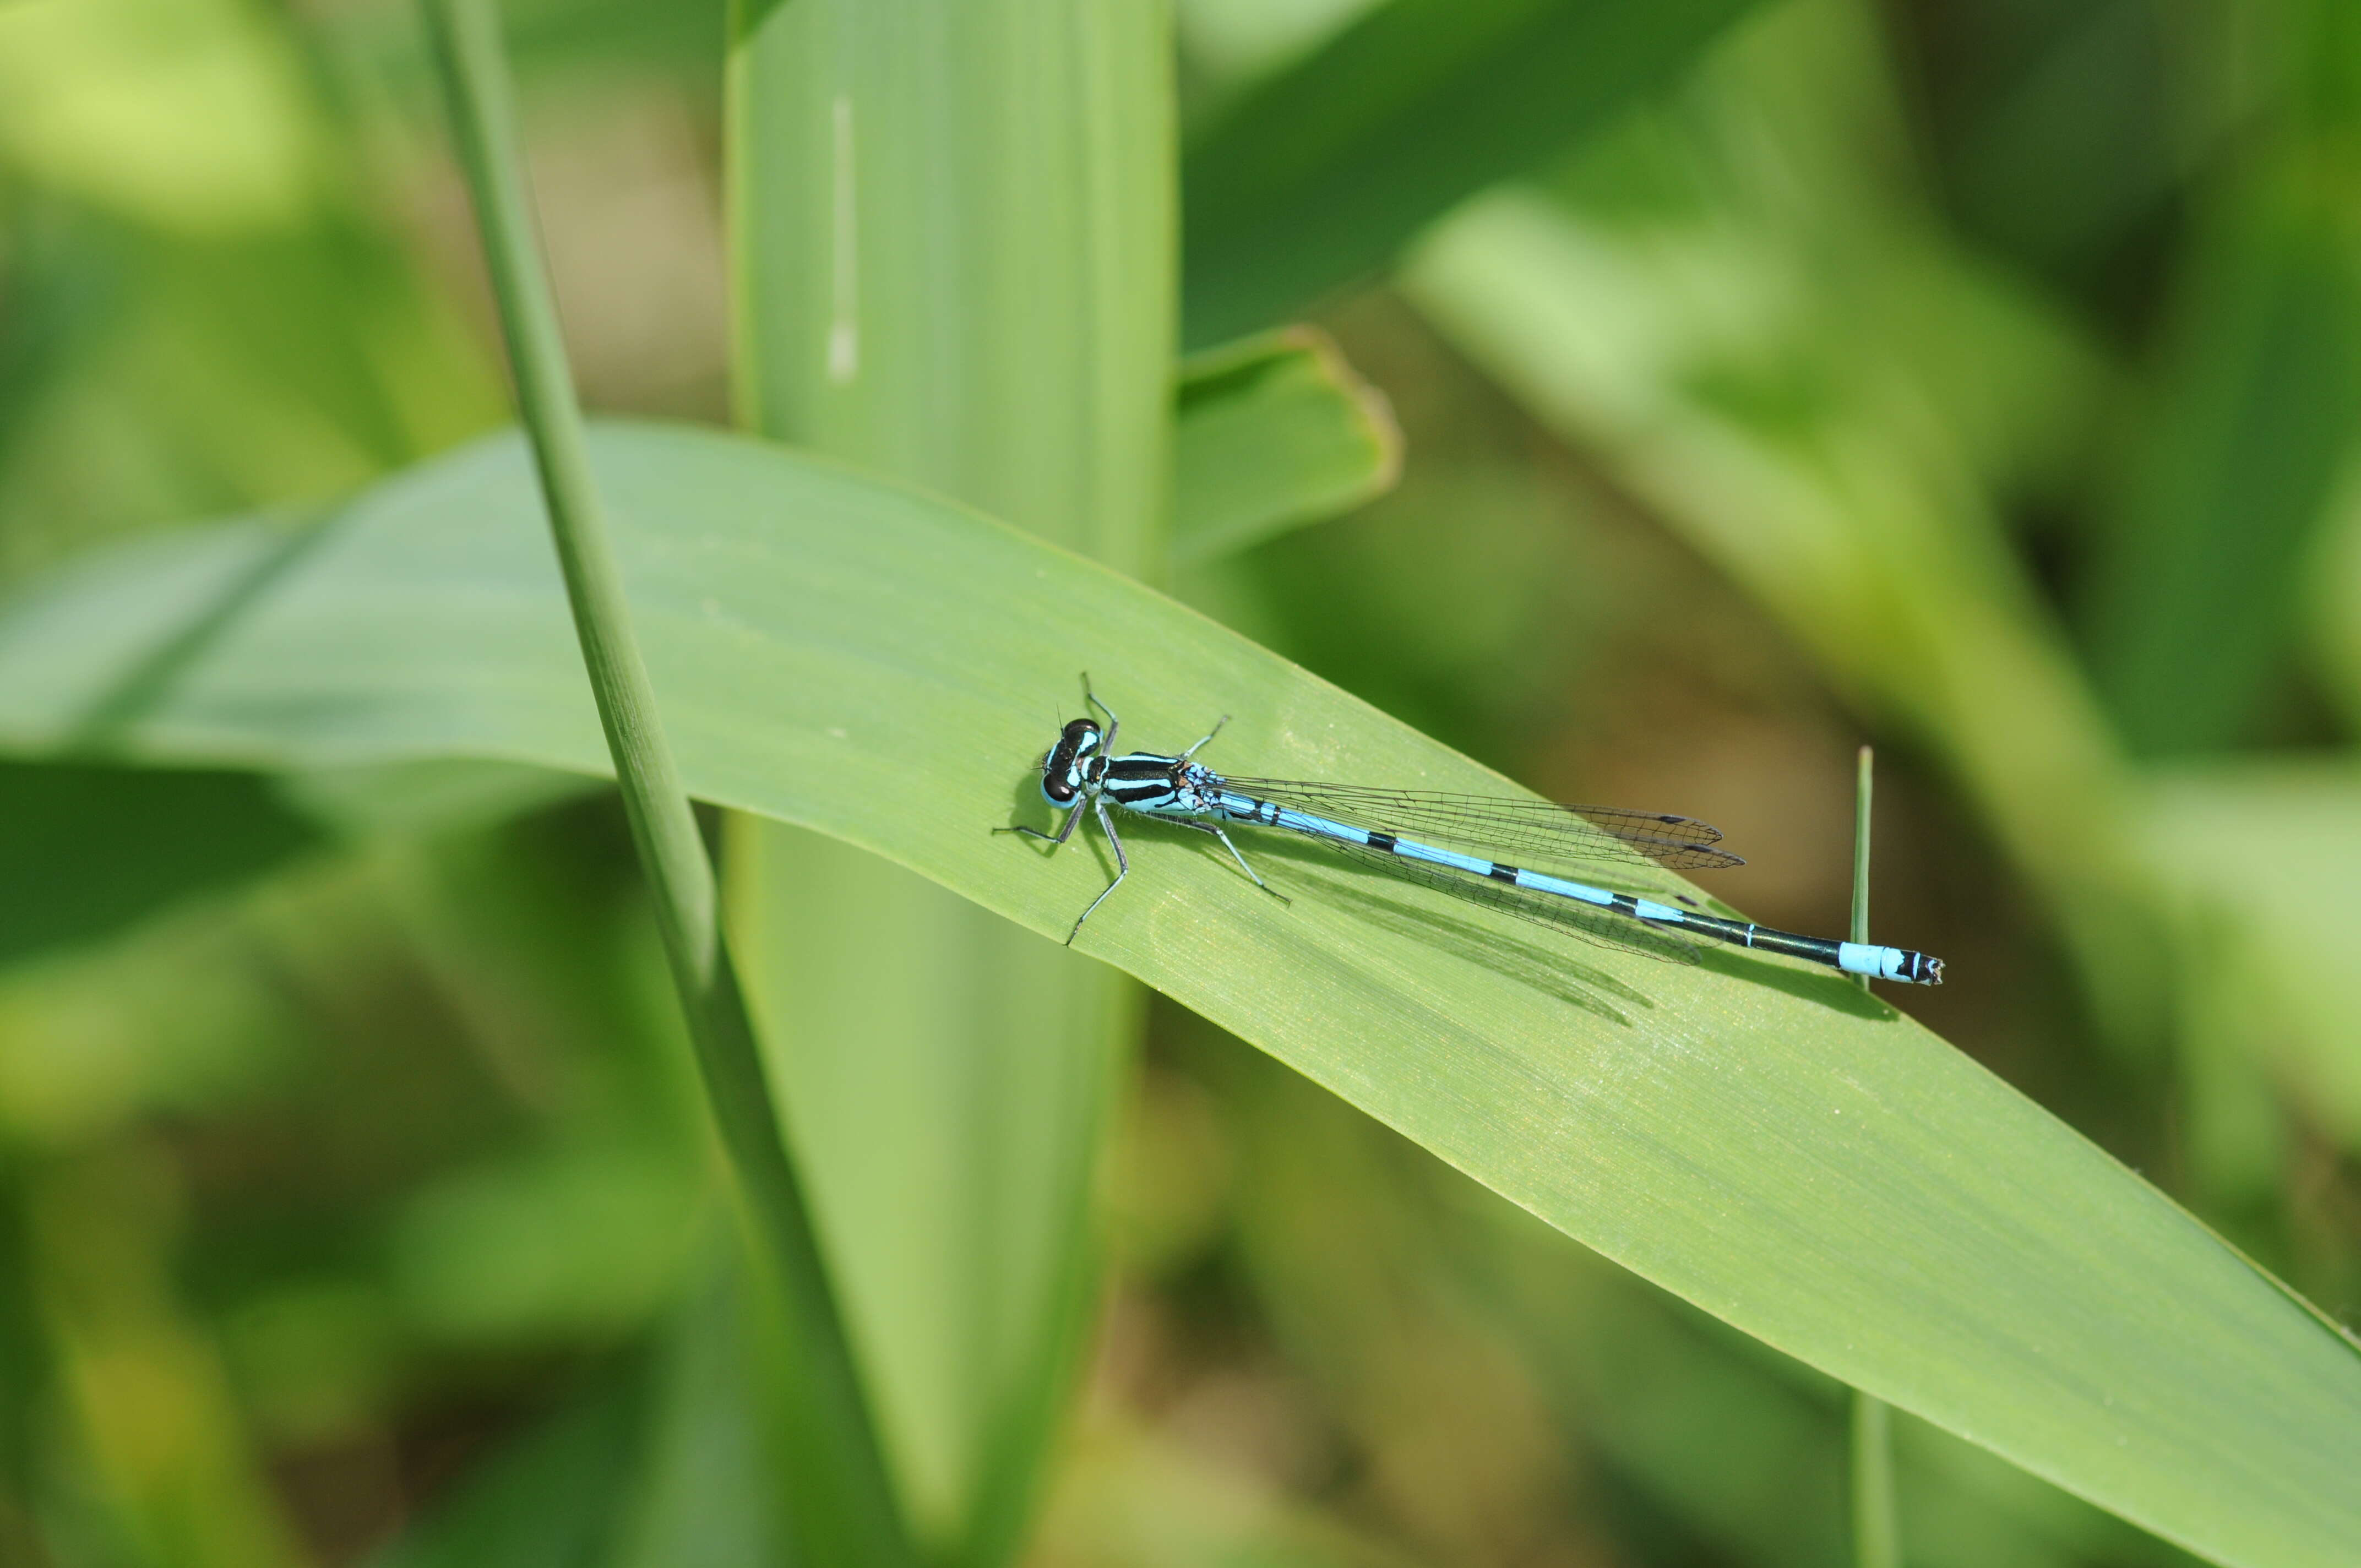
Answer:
1209, 830, 1661, 1028
1695, 944, 1895, 1019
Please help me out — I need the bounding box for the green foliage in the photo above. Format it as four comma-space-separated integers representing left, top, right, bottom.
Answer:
6, 0, 2361, 1564
2, 423, 2357, 1565
1182, 0, 1765, 344
727, 8, 1171, 1559
0, 762, 318, 965
0, 0, 504, 582
1401, 0, 2156, 1032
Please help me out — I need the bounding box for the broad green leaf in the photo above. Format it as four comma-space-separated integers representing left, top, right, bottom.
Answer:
1201, 1023, 2201, 1567
730, 0, 1170, 582
1173, 327, 1401, 564
1180, 0, 1764, 346
728, 3, 1170, 1559
0, 307, 1397, 962
0, 422, 2355, 1566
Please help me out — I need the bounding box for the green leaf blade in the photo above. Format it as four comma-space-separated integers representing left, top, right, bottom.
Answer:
725, 6, 1172, 1554
1180, 0, 1764, 346
2, 421, 2357, 1568
1173, 326, 1402, 565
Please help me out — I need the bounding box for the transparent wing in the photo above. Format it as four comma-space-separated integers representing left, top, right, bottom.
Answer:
1219, 778, 1745, 874
1308, 833, 1702, 966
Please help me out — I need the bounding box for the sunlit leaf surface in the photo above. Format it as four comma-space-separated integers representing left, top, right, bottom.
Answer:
0, 422, 2354, 1567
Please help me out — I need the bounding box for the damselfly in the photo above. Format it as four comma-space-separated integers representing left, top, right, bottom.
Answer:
997, 684, 1943, 986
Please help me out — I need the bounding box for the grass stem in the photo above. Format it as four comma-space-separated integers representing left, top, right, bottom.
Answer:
1851, 744, 1874, 995
420, 3, 913, 1560
1849, 743, 1900, 1568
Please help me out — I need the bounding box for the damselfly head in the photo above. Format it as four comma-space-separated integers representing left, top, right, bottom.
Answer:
1040, 718, 1102, 805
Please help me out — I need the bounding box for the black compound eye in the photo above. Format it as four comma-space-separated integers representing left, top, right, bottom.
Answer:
1039, 719, 1098, 807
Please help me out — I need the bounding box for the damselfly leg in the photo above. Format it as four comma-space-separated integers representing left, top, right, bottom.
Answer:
1167, 817, 1288, 903
1082, 678, 1119, 753
993, 805, 1081, 847
1067, 798, 1131, 943
1180, 714, 1230, 759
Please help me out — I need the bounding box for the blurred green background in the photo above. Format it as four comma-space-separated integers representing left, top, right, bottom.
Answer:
2, 0, 2358, 1564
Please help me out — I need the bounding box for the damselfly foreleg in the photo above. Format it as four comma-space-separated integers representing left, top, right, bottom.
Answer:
994, 804, 1082, 848
1081, 676, 1119, 753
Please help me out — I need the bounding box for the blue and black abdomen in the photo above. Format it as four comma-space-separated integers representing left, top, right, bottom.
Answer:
1196, 785, 1942, 984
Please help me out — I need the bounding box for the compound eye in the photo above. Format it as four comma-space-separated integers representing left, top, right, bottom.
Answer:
1036, 718, 1098, 807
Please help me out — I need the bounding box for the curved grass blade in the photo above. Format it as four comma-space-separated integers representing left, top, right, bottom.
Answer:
0, 422, 2355, 1568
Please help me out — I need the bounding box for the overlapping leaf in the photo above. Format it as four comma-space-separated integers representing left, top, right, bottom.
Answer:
0, 422, 2354, 1567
